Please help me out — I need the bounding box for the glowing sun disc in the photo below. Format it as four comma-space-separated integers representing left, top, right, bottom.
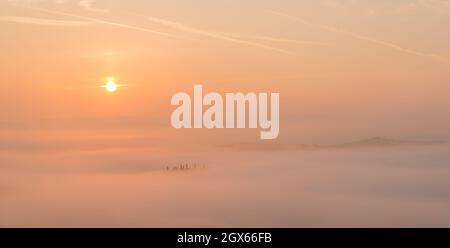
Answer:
101, 80, 124, 92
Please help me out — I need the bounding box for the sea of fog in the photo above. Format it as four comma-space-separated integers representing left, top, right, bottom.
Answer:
1, 144, 450, 227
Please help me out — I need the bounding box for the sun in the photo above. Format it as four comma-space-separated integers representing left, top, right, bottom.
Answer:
104, 81, 118, 92
101, 79, 124, 92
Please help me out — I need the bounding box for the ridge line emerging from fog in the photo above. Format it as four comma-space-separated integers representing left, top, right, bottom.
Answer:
220, 137, 448, 152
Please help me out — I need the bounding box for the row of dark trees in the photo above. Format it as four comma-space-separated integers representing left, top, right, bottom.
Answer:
166, 163, 206, 171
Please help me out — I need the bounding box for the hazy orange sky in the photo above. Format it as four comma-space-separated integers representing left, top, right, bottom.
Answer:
2, 0, 450, 228
1, 0, 450, 148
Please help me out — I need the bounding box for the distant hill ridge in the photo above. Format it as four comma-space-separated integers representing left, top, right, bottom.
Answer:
221, 137, 446, 151
328, 137, 443, 149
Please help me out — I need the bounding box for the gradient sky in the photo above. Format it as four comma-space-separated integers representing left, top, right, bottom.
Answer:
2, 0, 450, 228
1, 0, 450, 149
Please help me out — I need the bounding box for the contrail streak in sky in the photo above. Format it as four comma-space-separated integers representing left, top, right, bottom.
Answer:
217, 32, 328, 45
11, 4, 184, 39
0, 16, 91, 26
269, 10, 450, 65
146, 16, 294, 55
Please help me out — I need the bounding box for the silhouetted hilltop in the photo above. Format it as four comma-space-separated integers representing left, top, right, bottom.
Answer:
329, 137, 406, 148
220, 137, 446, 152
329, 137, 445, 149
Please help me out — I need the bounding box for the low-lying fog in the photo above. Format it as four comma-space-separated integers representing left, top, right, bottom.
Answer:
1, 144, 450, 227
